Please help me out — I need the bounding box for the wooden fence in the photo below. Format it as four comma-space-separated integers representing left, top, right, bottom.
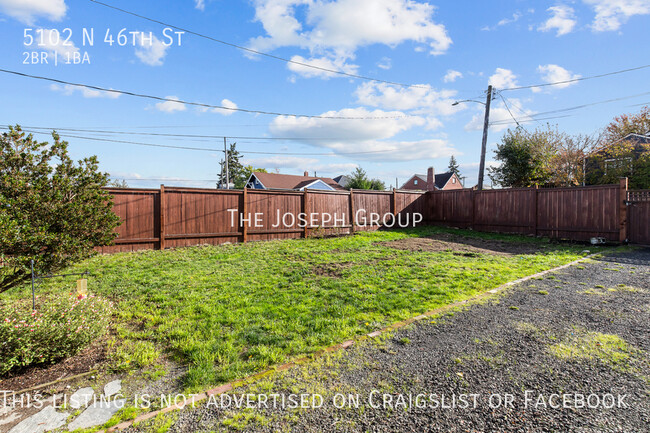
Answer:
426, 180, 627, 242
627, 189, 650, 245
98, 187, 425, 253
99, 179, 641, 253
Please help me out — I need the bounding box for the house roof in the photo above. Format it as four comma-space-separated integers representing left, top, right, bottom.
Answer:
251, 172, 346, 191
592, 132, 650, 155
332, 175, 350, 187
410, 172, 456, 189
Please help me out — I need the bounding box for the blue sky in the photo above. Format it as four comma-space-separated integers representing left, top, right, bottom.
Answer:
1, 0, 649, 188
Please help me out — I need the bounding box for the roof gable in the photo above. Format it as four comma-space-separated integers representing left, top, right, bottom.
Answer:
251, 172, 345, 191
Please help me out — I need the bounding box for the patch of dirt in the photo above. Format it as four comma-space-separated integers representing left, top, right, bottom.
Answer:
312, 262, 354, 278
380, 232, 545, 256
0, 337, 108, 393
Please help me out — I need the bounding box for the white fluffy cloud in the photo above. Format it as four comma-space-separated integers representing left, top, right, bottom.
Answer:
249, 0, 451, 79
584, 0, 650, 31
538, 5, 577, 36
0, 0, 66, 24
443, 69, 462, 83
134, 33, 169, 66
268, 107, 455, 161
488, 68, 518, 89
50, 83, 120, 99
194, 0, 205, 11
482, 11, 523, 31
535, 64, 581, 91
377, 57, 392, 70
26, 28, 79, 57
155, 96, 187, 113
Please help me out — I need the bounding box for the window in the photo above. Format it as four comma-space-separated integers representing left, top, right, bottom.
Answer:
604, 157, 633, 175
452, 177, 456, 184
414, 179, 418, 185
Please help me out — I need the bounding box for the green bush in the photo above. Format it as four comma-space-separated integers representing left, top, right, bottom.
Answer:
0, 295, 113, 375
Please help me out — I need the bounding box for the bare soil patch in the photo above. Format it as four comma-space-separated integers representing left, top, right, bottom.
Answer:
380, 232, 545, 256
312, 262, 353, 278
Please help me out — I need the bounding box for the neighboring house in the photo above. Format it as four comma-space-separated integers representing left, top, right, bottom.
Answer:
246, 171, 347, 191
400, 167, 463, 191
332, 175, 350, 188
585, 132, 650, 184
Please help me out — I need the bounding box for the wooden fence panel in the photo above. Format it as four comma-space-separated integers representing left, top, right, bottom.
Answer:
307, 191, 352, 237
246, 190, 303, 242
352, 191, 392, 231
164, 188, 242, 248
628, 190, 650, 245
474, 188, 535, 235
427, 189, 473, 227
537, 185, 620, 241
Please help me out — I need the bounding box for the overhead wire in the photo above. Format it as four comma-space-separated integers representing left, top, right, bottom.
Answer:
0, 68, 413, 120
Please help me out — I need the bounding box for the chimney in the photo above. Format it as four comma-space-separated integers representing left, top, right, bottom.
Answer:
427, 167, 435, 191
304, 171, 309, 177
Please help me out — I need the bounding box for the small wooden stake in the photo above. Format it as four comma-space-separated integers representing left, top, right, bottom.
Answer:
77, 279, 88, 296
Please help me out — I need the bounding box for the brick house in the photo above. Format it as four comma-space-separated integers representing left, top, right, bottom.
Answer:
400, 167, 463, 191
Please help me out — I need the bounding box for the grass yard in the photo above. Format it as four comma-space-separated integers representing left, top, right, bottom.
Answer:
1, 227, 588, 391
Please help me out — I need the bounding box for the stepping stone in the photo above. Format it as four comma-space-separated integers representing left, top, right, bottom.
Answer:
103, 380, 121, 398
67, 399, 126, 431
69, 387, 95, 409
7, 406, 68, 433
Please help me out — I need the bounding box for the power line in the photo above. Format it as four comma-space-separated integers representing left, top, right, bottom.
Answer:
498, 92, 520, 127
3, 128, 403, 156
501, 63, 650, 91
18, 126, 361, 141
490, 114, 573, 126
88, 0, 429, 89
0, 68, 412, 120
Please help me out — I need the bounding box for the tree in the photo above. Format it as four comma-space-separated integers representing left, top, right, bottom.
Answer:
447, 155, 460, 177
602, 105, 650, 143
0, 126, 120, 293
346, 167, 386, 190
109, 179, 129, 188
586, 140, 650, 189
488, 127, 555, 187
217, 143, 243, 189
489, 125, 595, 188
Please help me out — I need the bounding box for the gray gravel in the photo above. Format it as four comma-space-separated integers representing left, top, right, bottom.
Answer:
126, 248, 650, 433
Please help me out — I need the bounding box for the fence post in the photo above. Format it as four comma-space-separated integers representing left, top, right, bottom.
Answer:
533, 185, 539, 237
242, 188, 248, 243
392, 188, 397, 221
159, 184, 166, 250
619, 177, 628, 242
349, 189, 356, 233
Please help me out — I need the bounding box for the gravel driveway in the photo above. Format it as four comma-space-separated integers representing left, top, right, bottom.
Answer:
127, 248, 650, 433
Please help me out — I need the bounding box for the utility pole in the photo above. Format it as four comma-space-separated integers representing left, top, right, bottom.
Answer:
224, 137, 230, 189
477, 85, 492, 191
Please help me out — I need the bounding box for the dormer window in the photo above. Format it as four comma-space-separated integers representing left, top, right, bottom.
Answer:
414, 179, 418, 185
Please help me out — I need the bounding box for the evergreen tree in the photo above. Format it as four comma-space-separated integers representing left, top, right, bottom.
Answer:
447, 155, 460, 176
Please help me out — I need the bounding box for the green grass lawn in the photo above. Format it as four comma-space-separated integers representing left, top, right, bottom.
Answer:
1, 227, 587, 391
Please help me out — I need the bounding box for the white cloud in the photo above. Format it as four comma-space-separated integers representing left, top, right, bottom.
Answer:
194, 0, 205, 11
377, 57, 392, 70
535, 64, 581, 91
538, 5, 577, 36
488, 68, 518, 89
155, 96, 187, 113
0, 0, 66, 24
443, 69, 462, 83
464, 98, 534, 132
268, 107, 455, 162
288, 55, 358, 79
584, 0, 650, 31
27, 28, 79, 57
354, 82, 462, 117
134, 32, 169, 66
50, 83, 120, 99
249, 0, 451, 80
198, 98, 239, 115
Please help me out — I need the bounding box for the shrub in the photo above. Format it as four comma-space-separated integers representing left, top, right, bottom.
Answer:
0, 125, 121, 293
0, 295, 113, 376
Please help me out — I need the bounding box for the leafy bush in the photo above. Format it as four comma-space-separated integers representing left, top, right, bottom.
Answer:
0, 295, 113, 375
0, 125, 121, 293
